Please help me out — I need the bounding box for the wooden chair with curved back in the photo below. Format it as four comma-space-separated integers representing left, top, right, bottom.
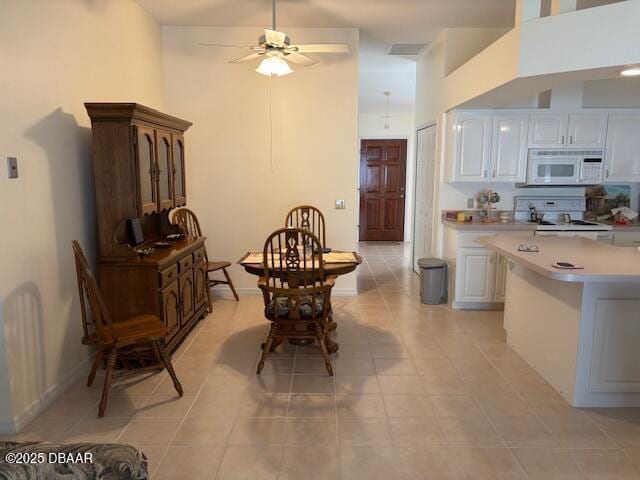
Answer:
257, 228, 336, 376
285, 205, 326, 248
170, 208, 239, 303
72, 240, 183, 417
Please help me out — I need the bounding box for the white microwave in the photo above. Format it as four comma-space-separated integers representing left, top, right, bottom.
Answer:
524, 150, 604, 186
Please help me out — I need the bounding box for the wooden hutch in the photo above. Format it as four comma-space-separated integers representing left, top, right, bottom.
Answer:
85, 103, 208, 352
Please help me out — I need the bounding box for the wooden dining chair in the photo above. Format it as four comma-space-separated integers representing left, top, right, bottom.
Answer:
257, 228, 336, 376
170, 208, 239, 303
72, 240, 183, 417
285, 205, 326, 248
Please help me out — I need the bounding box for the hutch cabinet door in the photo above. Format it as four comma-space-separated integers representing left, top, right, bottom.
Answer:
135, 126, 159, 215
194, 261, 208, 310
156, 130, 174, 211
161, 280, 180, 337
179, 270, 195, 326
172, 133, 187, 207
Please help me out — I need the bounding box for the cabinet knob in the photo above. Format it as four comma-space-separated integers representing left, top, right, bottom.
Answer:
569, 135, 573, 144
561, 135, 565, 144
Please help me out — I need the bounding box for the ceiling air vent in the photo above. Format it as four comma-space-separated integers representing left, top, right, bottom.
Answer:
387, 43, 428, 56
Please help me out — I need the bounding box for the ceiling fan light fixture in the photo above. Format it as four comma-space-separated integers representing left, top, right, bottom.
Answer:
256, 56, 293, 77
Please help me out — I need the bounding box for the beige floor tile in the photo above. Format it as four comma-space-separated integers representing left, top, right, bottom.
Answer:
201, 374, 255, 394
370, 344, 410, 358
287, 394, 335, 418
240, 393, 289, 417
279, 445, 340, 480
118, 417, 182, 445
11, 417, 81, 442
422, 374, 469, 395
440, 416, 504, 447
596, 420, 640, 447
216, 445, 282, 480
491, 413, 558, 447
294, 356, 331, 375
110, 372, 166, 395
210, 356, 258, 376
398, 446, 465, 480
411, 358, 459, 376
138, 393, 195, 418
570, 449, 640, 480
253, 374, 293, 394
291, 375, 334, 394
335, 357, 376, 376
284, 417, 337, 446
336, 394, 386, 418
156, 373, 205, 394
340, 445, 398, 480
229, 417, 285, 446
258, 357, 297, 376
335, 375, 380, 394
62, 416, 130, 443
428, 394, 484, 419
455, 447, 526, 480
377, 375, 426, 394
39, 393, 99, 418
382, 394, 433, 418
389, 417, 448, 447
334, 344, 372, 359
154, 446, 224, 480
172, 415, 235, 446
187, 392, 246, 418
374, 358, 417, 375
512, 448, 587, 480
543, 416, 616, 448
338, 417, 393, 446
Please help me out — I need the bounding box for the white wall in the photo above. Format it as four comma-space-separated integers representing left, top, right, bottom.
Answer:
162, 27, 359, 295
583, 78, 640, 108
0, 0, 165, 433
358, 113, 416, 242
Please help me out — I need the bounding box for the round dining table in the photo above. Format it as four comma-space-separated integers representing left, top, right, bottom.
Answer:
237, 251, 362, 353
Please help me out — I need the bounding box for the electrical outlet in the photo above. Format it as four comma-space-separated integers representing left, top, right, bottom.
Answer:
466, 198, 474, 208
335, 199, 345, 210
7, 157, 18, 179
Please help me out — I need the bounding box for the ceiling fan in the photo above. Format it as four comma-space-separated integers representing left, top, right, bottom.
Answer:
199, 0, 350, 76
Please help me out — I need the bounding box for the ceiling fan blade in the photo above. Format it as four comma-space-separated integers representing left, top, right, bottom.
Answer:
198, 42, 260, 49
285, 52, 318, 67
264, 29, 287, 46
290, 44, 350, 54
230, 52, 265, 64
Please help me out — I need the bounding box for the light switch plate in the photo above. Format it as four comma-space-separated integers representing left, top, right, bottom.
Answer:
7, 157, 18, 179
335, 199, 345, 210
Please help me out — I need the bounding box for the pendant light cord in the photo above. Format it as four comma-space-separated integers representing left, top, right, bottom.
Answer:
272, 0, 277, 30
269, 75, 274, 174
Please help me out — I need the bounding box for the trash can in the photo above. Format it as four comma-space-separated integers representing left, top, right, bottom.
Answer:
418, 258, 447, 305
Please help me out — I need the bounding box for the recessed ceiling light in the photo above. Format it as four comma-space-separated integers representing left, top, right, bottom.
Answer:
620, 67, 640, 77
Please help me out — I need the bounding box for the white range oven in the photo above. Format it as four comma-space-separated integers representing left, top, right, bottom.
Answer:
524, 149, 604, 186
514, 196, 612, 240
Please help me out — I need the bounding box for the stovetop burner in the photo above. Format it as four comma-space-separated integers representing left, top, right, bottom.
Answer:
569, 220, 598, 226
528, 220, 556, 225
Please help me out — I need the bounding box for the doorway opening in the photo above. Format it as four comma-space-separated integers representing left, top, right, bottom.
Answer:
359, 139, 408, 241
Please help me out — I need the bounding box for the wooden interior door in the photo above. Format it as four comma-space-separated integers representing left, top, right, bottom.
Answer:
359, 139, 407, 241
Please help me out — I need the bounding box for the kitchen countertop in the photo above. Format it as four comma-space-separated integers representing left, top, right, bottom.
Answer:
442, 218, 536, 231
478, 235, 640, 283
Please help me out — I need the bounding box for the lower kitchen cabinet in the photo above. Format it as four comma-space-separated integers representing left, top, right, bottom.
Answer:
444, 228, 533, 310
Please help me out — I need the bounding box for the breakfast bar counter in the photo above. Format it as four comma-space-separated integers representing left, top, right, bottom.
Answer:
478, 235, 640, 408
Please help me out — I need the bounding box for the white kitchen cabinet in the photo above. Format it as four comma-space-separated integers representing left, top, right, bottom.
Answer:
456, 248, 496, 303
447, 112, 492, 182
529, 113, 568, 148
494, 255, 508, 302
529, 112, 607, 149
491, 113, 529, 182
567, 113, 607, 148
613, 231, 640, 247
604, 114, 640, 182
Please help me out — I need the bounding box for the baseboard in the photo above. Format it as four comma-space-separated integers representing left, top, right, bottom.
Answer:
0, 354, 94, 435
211, 287, 359, 298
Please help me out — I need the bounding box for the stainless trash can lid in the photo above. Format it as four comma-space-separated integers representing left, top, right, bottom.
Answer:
417, 258, 446, 269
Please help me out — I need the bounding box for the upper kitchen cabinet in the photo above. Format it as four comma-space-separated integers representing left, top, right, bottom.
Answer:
172, 133, 187, 207
490, 113, 529, 182
135, 126, 158, 215
528, 113, 568, 148
529, 112, 607, 149
604, 113, 640, 182
445, 111, 492, 182
567, 113, 607, 148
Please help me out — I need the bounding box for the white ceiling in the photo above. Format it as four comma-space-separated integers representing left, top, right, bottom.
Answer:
136, 0, 516, 114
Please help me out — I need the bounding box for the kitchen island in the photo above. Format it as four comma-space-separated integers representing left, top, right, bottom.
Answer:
479, 235, 640, 407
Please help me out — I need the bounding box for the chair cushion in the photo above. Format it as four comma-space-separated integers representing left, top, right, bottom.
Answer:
266, 295, 325, 319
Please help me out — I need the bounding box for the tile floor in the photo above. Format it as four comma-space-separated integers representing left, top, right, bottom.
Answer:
6, 242, 640, 479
